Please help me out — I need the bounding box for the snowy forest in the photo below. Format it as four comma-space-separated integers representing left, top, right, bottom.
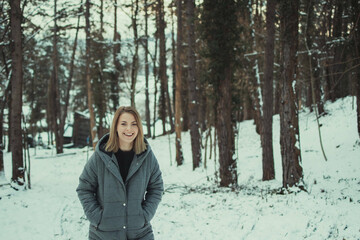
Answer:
1, 0, 360, 239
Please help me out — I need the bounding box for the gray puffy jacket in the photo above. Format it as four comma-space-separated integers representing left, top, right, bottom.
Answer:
76, 134, 164, 240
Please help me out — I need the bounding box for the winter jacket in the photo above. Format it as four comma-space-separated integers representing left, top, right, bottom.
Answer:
76, 134, 164, 240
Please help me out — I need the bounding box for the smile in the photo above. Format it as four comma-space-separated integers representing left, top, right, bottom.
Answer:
124, 133, 134, 137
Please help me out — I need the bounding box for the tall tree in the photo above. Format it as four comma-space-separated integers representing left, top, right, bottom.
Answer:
144, 0, 151, 137
201, 0, 238, 187
175, 0, 184, 166
186, 0, 201, 169
0, 1, 10, 172
158, 0, 174, 134
92, 0, 107, 139
279, 0, 303, 188
85, 0, 98, 148
112, 0, 121, 111
261, 0, 276, 181
10, 0, 24, 185
130, 0, 139, 108
60, 5, 81, 149
48, 0, 63, 154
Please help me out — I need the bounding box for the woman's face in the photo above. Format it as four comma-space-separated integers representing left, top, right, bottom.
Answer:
116, 112, 139, 149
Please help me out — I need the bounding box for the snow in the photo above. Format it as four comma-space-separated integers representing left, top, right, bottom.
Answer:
1, 96, 360, 240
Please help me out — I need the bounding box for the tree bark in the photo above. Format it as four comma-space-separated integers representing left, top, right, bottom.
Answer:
10, 0, 24, 185
85, 0, 97, 149
186, 0, 201, 169
131, 0, 139, 108
351, 0, 360, 139
152, 31, 159, 138
50, 0, 63, 154
175, 0, 184, 166
0, 70, 10, 174
217, 66, 237, 187
279, 0, 303, 188
158, 0, 174, 134
144, 0, 151, 138
112, 0, 121, 112
170, 2, 176, 113
261, 0, 276, 181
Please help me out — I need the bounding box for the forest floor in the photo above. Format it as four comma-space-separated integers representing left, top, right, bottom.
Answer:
1, 96, 359, 240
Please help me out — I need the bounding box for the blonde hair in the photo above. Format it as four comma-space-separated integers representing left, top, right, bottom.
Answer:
105, 106, 147, 155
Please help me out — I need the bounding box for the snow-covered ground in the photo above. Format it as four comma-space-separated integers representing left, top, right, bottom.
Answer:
1, 97, 359, 240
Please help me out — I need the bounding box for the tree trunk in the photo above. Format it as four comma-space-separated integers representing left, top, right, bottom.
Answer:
175, 0, 184, 166
186, 0, 201, 169
144, 0, 151, 138
181, 74, 189, 131
112, 0, 121, 112
217, 66, 237, 187
201, 0, 238, 187
158, 0, 174, 134
10, 0, 24, 185
50, 0, 63, 154
357, 71, 360, 139
261, 0, 276, 181
279, 0, 303, 188
0, 72, 10, 174
60, 6, 81, 148
131, 0, 139, 108
250, 1, 262, 136
152, 32, 159, 138
352, 0, 360, 139
171, 2, 176, 114
94, 0, 107, 139
85, 0, 97, 149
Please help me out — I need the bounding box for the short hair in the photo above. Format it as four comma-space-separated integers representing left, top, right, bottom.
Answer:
105, 106, 147, 155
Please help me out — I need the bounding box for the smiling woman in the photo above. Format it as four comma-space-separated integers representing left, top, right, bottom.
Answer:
76, 106, 164, 240
116, 112, 139, 151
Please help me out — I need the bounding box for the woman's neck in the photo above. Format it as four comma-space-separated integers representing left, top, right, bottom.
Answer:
119, 142, 133, 151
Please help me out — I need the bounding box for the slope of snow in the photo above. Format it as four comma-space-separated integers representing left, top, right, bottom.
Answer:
1, 96, 359, 240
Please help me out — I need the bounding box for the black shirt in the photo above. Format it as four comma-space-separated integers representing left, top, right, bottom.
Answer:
114, 149, 134, 182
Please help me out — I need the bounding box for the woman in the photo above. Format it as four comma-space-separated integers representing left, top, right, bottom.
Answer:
76, 106, 164, 240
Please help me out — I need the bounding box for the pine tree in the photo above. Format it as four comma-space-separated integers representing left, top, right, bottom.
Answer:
279, 0, 303, 188
10, 0, 24, 185
186, 0, 201, 169
201, 0, 238, 187
85, 0, 98, 148
262, 0, 276, 181
175, 0, 184, 166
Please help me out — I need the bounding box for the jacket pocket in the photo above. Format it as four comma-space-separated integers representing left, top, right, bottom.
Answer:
97, 201, 126, 231
127, 213, 149, 239
94, 207, 103, 229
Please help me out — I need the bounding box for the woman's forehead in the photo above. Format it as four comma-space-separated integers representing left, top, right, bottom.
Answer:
119, 112, 136, 121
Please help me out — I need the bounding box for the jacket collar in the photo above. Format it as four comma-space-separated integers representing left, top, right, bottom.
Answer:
95, 133, 150, 184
